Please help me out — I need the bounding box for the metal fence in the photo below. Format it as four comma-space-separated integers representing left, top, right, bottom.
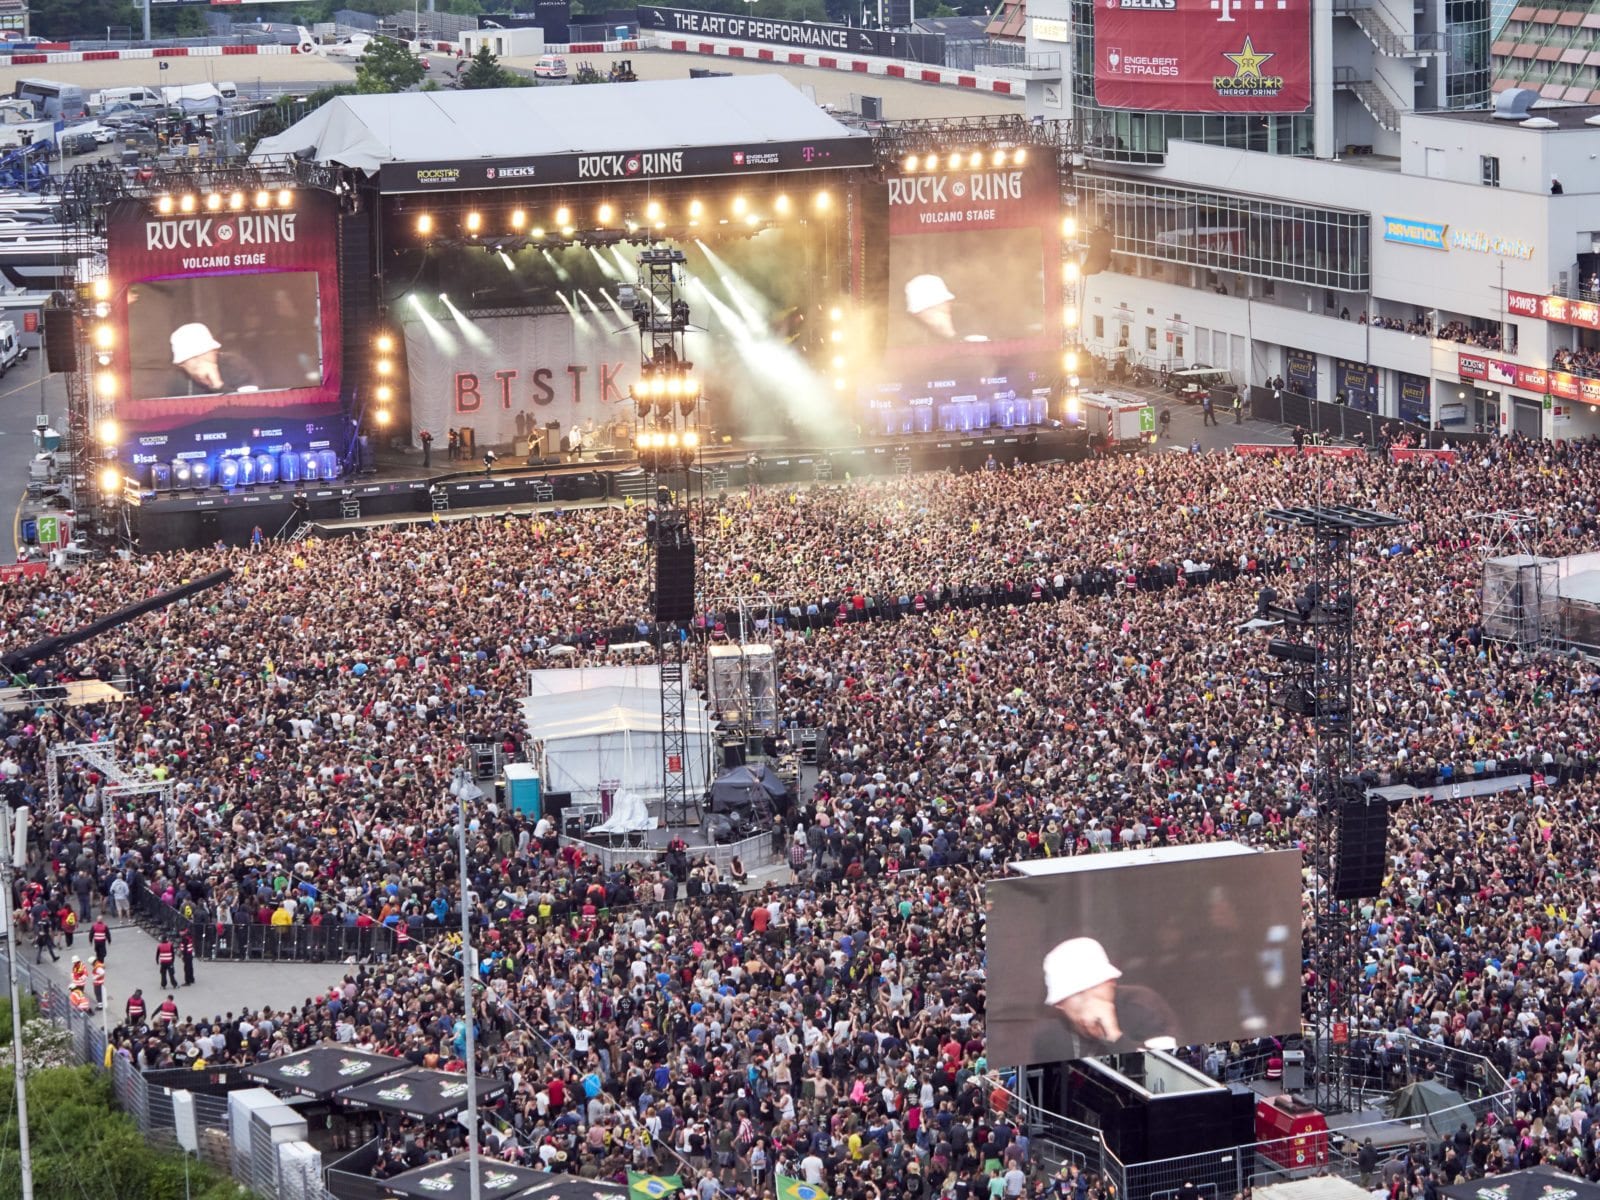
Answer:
0, 947, 235, 1171
556, 825, 783, 872
1248, 385, 1495, 448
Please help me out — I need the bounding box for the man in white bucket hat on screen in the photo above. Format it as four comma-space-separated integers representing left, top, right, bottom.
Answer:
1041, 936, 1179, 1054
903, 274, 989, 343
167, 322, 259, 396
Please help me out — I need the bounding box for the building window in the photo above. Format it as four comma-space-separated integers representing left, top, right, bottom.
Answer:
1145, 326, 1157, 352
1093, 315, 1105, 340
1481, 155, 1501, 187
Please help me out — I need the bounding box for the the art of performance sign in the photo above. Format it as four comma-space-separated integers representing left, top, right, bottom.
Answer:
1094, 0, 1310, 113
636, 5, 942, 60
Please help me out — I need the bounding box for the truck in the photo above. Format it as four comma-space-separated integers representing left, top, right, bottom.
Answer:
0, 320, 30, 376
1079, 390, 1155, 451
159, 82, 238, 113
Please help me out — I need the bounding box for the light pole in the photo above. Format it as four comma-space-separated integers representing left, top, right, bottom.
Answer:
453, 768, 482, 1200
1, 807, 35, 1200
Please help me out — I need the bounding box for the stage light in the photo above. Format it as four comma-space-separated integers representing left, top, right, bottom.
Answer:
229, 191, 245, 211
90, 278, 110, 301
1063, 216, 1078, 239
376, 334, 395, 354
1063, 261, 1080, 283
598, 203, 614, 225
815, 191, 832, 212
254, 189, 271, 208
277, 189, 294, 208
1014, 148, 1028, 165
156, 195, 174, 215
179, 194, 197, 213
510, 209, 526, 230
667, 374, 683, 397
374, 408, 392, 427
689, 199, 704, 218
732, 195, 747, 216
774, 194, 790, 215
1063, 305, 1079, 328
560, 226, 575, 238
682, 429, 699, 449
205, 193, 222, 211
1064, 350, 1080, 373
744, 213, 759, 226
98, 466, 121, 494
97, 418, 118, 443
95, 371, 118, 399
93, 324, 113, 350
655, 221, 666, 231
665, 431, 680, 448
1066, 392, 1081, 422
833, 377, 846, 391
830, 329, 843, 344
416, 213, 434, 235
830, 306, 843, 322
991, 149, 1008, 167
375, 359, 393, 376
376, 384, 393, 402
968, 152, 984, 170
832, 355, 845, 369
925, 154, 941, 171
438, 293, 448, 303
531, 227, 546, 239
646, 200, 662, 221
465, 211, 482, 234
903, 154, 919, 172
94, 302, 109, 319
555, 206, 571, 227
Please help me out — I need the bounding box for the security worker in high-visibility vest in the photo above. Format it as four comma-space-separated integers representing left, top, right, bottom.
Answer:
91, 958, 106, 1010
156, 936, 178, 989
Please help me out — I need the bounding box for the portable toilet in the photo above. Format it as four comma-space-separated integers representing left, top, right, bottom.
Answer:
505, 762, 542, 818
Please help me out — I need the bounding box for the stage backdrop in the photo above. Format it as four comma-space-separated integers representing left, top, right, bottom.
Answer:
403, 312, 640, 449
987, 846, 1302, 1067
1094, 0, 1310, 113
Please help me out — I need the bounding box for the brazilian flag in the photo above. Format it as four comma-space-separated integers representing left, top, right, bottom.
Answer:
777, 1175, 829, 1200
629, 1172, 684, 1200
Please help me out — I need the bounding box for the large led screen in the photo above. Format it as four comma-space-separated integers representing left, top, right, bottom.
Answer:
126, 272, 324, 402
104, 192, 344, 474
986, 847, 1302, 1067
886, 226, 1047, 348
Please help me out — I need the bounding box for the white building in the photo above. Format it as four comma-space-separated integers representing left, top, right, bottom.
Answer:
1011, 0, 1600, 439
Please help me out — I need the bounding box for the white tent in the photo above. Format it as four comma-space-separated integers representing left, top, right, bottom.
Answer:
519, 684, 715, 810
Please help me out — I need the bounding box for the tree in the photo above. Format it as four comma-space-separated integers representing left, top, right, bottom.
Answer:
355, 36, 426, 94
458, 45, 508, 89
0, 1065, 260, 1200
243, 105, 289, 155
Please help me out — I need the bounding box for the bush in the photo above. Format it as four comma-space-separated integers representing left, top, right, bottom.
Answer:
0, 1065, 260, 1200
0, 991, 39, 1045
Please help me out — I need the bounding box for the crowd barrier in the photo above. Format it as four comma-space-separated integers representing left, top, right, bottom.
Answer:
1248, 386, 1494, 448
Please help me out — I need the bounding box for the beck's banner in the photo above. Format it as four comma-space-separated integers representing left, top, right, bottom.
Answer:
1095, 0, 1310, 113
404, 312, 639, 448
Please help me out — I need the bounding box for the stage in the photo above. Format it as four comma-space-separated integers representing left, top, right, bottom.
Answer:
117, 425, 1086, 552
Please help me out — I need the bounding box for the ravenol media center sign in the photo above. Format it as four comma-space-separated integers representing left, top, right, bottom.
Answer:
1382, 217, 1448, 251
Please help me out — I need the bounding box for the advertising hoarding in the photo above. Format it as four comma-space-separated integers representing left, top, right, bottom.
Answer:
1397, 372, 1429, 423
1283, 346, 1316, 398
1094, 0, 1309, 113
987, 847, 1302, 1068
635, 5, 944, 61
105, 193, 343, 472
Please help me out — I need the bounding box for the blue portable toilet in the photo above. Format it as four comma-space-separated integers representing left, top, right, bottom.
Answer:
504, 762, 542, 818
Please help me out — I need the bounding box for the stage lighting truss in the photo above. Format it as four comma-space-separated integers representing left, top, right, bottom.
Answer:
631, 367, 700, 418
369, 329, 401, 429
636, 426, 700, 471
873, 113, 1072, 177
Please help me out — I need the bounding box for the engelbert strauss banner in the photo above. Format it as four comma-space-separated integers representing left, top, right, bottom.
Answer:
1095, 0, 1310, 113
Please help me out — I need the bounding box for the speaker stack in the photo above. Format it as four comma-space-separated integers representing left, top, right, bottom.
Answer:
654, 539, 696, 624
1333, 796, 1390, 900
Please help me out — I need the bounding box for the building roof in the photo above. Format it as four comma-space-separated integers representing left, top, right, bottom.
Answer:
985, 0, 1026, 42
914, 15, 991, 40
252, 74, 869, 179
1425, 102, 1600, 129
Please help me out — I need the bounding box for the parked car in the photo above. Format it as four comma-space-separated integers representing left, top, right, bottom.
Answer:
534, 54, 568, 79
60, 131, 98, 155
